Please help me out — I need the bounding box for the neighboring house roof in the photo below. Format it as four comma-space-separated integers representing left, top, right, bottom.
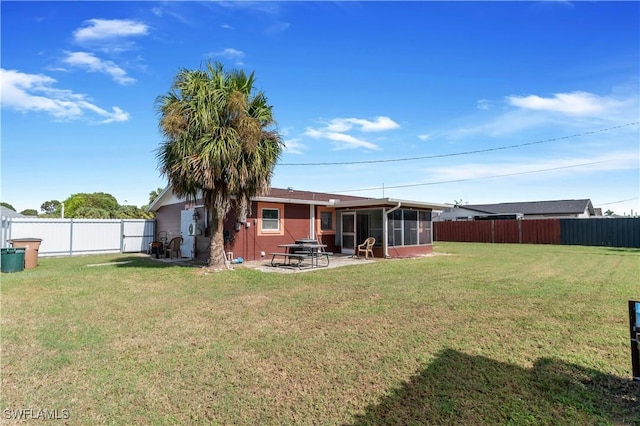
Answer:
463, 199, 595, 216
0, 207, 25, 218
149, 186, 448, 212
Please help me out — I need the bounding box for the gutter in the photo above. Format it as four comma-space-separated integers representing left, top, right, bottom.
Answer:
384, 201, 402, 258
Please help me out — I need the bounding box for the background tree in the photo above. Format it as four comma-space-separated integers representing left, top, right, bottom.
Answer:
156, 61, 283, 269
1, 202, 16, 211
41, 200, 61, 215
148, 187, 164, 205
62, 192, 119, 218
115, 205, 155, 219
604, 209, 615, 216
74, 207, 111, 219
20, 209, 38, 216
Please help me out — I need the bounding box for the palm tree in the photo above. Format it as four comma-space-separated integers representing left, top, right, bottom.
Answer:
156, 61, 284, 269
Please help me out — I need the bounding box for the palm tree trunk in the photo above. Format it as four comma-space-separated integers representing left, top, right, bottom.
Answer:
208, 210, 228, 269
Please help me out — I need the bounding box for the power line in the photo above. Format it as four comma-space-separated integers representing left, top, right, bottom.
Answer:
599, 197, 639, 206
279, 122, 638, 166
332, 160, 611, 193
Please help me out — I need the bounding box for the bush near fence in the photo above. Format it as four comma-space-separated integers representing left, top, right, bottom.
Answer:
434, 218, 640, 248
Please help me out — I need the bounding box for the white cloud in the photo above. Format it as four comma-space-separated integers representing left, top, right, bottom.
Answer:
448, 90, 638, 139
304, 128, 380, 151
283, 138, 304, 155
325, 116, 400, 132
63, 52, 135, 85
506, 91, 626, 116
209, 48, 245, 60
304, 116, 399, 151
1, 68, 130, 123
221, 24, 234, 30
73, 19, 149, 42
421, 151, 638, 182
418, 134, 431, 141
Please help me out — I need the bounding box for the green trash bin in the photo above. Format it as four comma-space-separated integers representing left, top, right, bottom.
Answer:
1, 248, 26, 273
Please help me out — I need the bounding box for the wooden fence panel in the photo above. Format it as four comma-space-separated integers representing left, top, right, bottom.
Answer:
493, 220, 520, 243
434, 221, 492, 242
521, 219, 561, 244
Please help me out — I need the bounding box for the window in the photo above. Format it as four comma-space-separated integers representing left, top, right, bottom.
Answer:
318, 208, 336, 235
419, 211, 432, 244
388, 210, 403, 247
257, 202, 284, 236
403, 210, 418, 246
261, 208, 280, 231
320, 211, 333, 231
388, 209, 432, 246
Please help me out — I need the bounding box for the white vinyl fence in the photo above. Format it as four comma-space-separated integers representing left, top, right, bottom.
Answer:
1, 217, 155, 257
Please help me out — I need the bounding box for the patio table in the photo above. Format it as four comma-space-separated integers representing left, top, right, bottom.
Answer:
271, 242, 330, 268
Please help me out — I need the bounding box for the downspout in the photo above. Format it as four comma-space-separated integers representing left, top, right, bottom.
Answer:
310, 204, 316, 239
384, 201, 402, 258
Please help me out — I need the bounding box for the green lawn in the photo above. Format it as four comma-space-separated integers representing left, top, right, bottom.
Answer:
1, 243, 639, 425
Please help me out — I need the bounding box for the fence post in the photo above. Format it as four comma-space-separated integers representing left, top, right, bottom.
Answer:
69, 219, 74, 256
518, 219, 522, 244
120, 220, 125, 254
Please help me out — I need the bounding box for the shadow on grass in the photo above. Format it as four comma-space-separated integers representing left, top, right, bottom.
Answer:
604, 247, 640, 255
348, 349, 639, 425
107, 256, 207, 269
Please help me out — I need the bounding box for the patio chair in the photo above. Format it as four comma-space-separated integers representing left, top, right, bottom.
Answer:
356, 237, 375, 259
167, 237, 182, 259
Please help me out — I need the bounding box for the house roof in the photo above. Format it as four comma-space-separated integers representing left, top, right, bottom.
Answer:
334, 197, 450, 211
463, 199, 595, 216
148, 186, 371, 211
148, 186, 447, 212
0, 207, 25, 218
254, 187, 371, 205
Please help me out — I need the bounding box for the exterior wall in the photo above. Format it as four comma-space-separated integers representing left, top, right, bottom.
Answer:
223, 202, 313, 262
155, 201, 185, 242
156, 200, 441, 262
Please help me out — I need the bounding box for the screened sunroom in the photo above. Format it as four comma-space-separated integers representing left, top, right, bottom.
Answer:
334, 199, 447, 258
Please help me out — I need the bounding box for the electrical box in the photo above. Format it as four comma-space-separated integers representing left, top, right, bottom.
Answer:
188, 222, 202, 236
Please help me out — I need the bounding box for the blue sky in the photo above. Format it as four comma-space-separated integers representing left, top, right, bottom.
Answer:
2, 1, 639, 215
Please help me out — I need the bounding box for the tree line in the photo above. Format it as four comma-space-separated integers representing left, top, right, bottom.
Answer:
1, 188, 163, 219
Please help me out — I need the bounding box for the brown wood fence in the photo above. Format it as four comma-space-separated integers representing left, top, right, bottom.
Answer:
434, 219, 562, 245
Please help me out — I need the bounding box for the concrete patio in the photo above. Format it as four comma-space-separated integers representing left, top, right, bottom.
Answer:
147, 253, 376, 273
